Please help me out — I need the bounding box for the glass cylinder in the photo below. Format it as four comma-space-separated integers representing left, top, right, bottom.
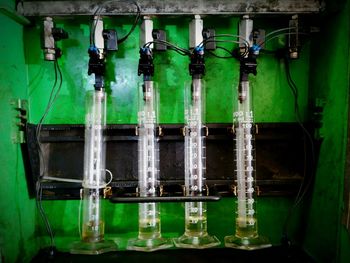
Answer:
137, 81, 159, 198
71, 90, 116, 255
83, 90, 107, 189
225, 81, 271, 250
174, 79, 220, 248
127, 81, 172, 252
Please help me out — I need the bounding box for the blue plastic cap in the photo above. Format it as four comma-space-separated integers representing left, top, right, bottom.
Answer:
251, 44, 261, 52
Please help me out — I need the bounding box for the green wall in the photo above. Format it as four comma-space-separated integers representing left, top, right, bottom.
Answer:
0, 0, 349, 262
0, 0, 38, 262
303, 0, 350, 262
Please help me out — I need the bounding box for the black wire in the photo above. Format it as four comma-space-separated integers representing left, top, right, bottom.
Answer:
143, 39, 248, 59
207, 46, 234, 59
258, 32, 309, 49
203, 40, 248, 59
36, 181, 55, 248
144, 35, 249, 58
90, 7, 102, 46
117, 1, 141, 44
35, 59, 63, 249
282, 56, 316, 238
199, 34, 250, 50
144, 40, 191, 56
90, 1, 141, 46
36, 61, 58, 178
47, 60, 63, 110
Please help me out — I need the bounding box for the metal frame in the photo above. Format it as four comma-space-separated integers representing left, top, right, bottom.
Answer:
17, 0, 323, 17
25, 123, 313, 200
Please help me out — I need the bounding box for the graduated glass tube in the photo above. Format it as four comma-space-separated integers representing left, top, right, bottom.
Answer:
127, 81, 172, 252
71, 90, 116, 254
224, 81, 271, 250
174, 79, 220, 248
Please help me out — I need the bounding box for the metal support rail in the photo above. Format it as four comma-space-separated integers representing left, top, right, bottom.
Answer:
17, 0, 323, 17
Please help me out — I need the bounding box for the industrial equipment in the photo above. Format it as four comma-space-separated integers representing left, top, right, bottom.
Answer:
5, 1, 349, 262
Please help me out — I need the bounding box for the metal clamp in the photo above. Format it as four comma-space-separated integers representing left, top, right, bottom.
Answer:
231, 185, 237, 196
104, 186, 112, 198
182, 185, 186, 196
205, 184, 209, 196
231, 124, 259, 135
256, 185, 261, 196
231, 185, 261, 196
181, 127, 186, 137
182, 126, 209, 137
181, 184, 210, 196
11, 98, 28, 144
158, 126, 163, 137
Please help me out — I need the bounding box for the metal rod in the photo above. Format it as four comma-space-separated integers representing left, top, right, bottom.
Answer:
109, 195, 221, 203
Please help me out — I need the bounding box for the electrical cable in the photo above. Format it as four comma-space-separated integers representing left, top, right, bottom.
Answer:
90, 1, 141, 46
143, 36, 249, 59
258, 32, 309, 49
105, 169, 114, 186
144, 40, 191, 56
200, 35, 249, 59
144, 39, 188, 54
201, 36, 249, 59
264, 27, 297, 40
36, 61, 58, 177
36, 181, 55, 248
198, 34, 250, 50
42, 176, 83, 183
285, 57, 315, 205
90, 7, 102, 46
117, 1, 141, 44
207, 46, 234, 59
282, 56, 316, 240
35, 59, 63, 250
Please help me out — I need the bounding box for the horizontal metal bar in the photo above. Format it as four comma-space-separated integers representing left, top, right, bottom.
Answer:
17, 0, 323, 17
109, 195, 221, 203
31, 122, 306, 142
